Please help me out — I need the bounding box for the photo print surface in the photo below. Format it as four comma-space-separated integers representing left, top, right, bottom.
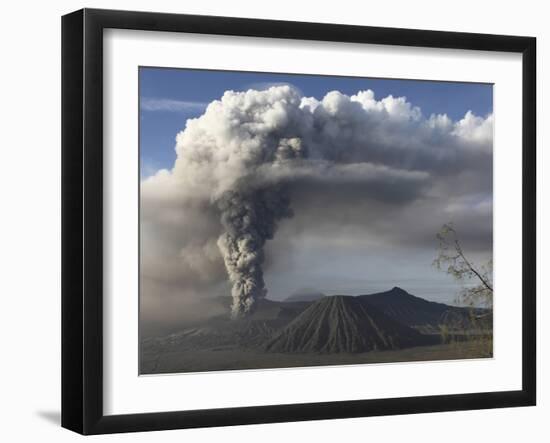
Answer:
139, 67, 493, 375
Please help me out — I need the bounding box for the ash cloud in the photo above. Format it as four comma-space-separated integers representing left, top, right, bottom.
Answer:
141, 85, 493, 318
217, 186, 293, 317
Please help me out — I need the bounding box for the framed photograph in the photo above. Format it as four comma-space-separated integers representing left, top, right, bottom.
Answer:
62, 8, 536, 434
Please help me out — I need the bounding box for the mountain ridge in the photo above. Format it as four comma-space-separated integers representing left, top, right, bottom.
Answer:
143, 287, 492, 356
358, 287, 491, 332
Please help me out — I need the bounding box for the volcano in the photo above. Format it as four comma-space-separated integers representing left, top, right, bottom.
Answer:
264, 295, 431, 353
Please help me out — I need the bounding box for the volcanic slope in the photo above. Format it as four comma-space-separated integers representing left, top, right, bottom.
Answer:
265, 295, 433, 353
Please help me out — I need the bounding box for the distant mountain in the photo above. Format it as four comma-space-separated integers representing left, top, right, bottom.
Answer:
265, 295, 433, 353
147, 297, 311, 350
358, 287, 491, 333
212, 296, 309, 322
284, 291, 325, 303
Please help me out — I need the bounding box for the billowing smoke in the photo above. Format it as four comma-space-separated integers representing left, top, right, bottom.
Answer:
141, 85, 493, 318
217, 186, 293, 317
214, 134, 310, 316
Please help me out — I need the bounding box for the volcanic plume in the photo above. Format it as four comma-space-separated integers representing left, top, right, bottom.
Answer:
217, 187, 293, 317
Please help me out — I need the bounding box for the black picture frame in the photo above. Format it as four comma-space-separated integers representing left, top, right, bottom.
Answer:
61, 8, 536, 435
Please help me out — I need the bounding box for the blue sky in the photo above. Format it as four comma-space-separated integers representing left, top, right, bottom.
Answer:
139, 67, 493, 178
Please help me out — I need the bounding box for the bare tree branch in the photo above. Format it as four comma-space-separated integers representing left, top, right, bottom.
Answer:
433, 223, 493, 308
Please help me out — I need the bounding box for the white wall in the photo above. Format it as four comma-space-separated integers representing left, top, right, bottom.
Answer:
0, 0, 546, 441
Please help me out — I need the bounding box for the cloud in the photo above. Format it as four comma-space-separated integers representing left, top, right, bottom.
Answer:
140, 97, 208, 112
244, 81, 302, 94
141, 85, 493, 318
